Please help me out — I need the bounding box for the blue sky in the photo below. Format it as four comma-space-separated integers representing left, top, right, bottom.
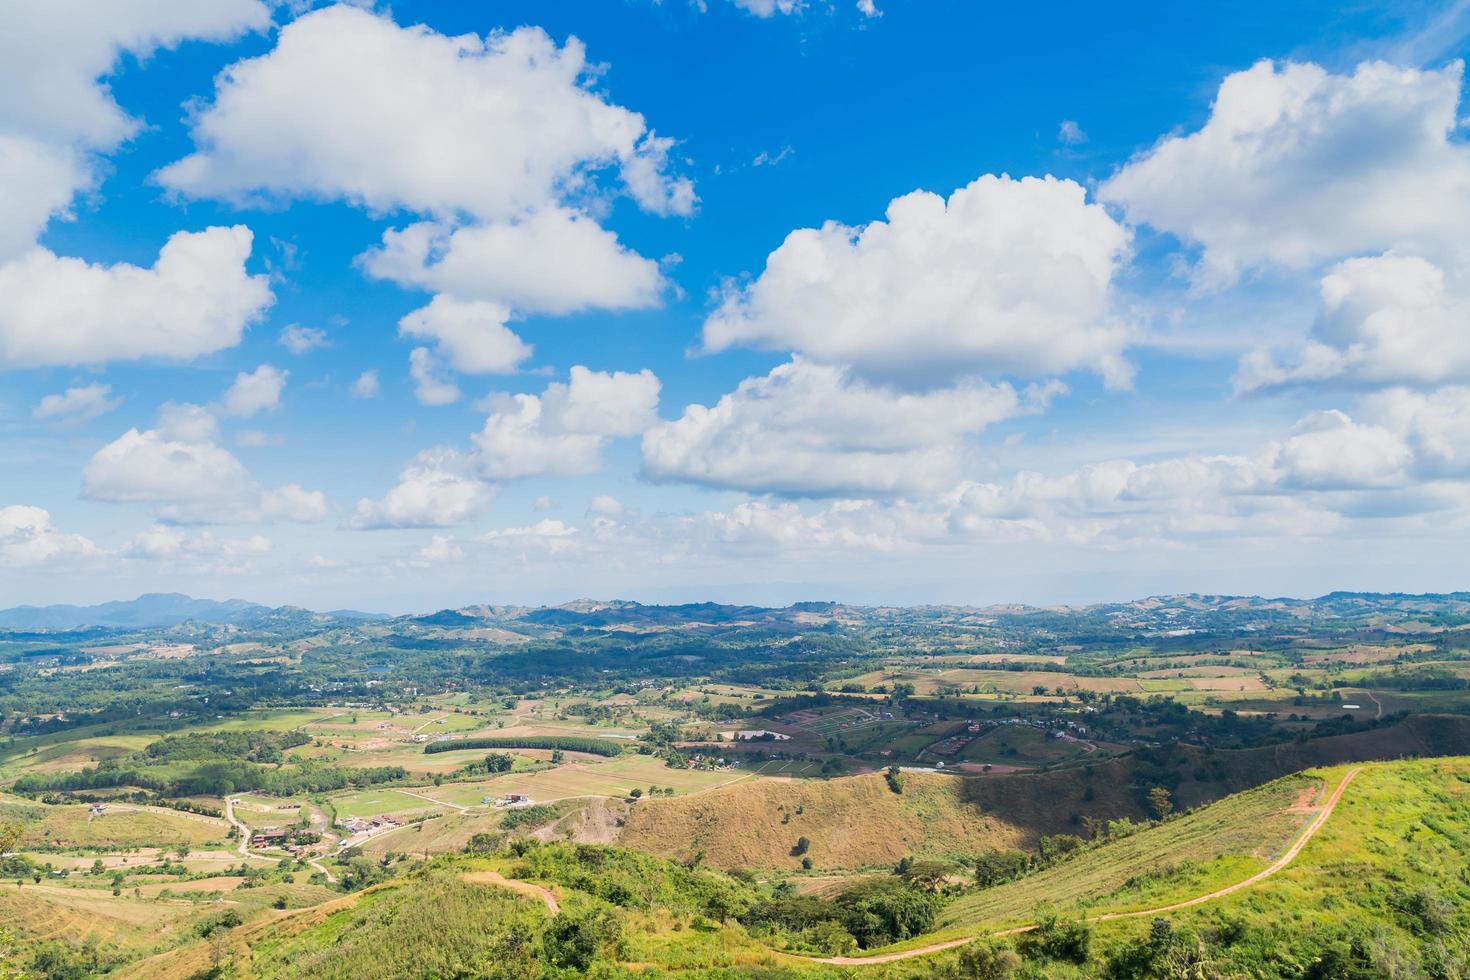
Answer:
3, 0, 1470, 611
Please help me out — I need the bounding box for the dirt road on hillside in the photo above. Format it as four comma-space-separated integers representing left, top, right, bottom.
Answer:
812, 766, 1364, 966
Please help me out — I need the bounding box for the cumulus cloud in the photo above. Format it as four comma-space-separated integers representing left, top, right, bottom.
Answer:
1237, 253, 1470, 392
473, 366, 660, 479
0, 226, 273, 368
158, 6, 693, 220
83, 402, 326, 525
0, 0, 269, 260
643, 359, 1048, 495
352, 369, 381, 399
360, 210, 665, 317
408, 347, 461, 406
33, 382, 118, 423
397, 297, 530, 374
0, 505, 99, 566
703, 174, 1133, 386
480, 519, 582, 555
349, 449, 495, 529
221, 363, 286, 417
1100, 60, 1470, 286
157, 5, 690, 387
278, 323, 328, 354
731, 0, 802, 15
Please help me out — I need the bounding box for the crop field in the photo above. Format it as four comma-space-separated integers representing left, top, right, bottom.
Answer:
843, 668, 1145, 695
329, 789, 446, 820
949, 724, 1095, 766
419, 754, 748, 808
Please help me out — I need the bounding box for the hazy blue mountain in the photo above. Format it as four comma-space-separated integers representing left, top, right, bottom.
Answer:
0, 593, 387, 630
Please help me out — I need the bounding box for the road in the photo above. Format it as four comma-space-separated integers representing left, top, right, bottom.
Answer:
461, 870, 560, 913
811, 766, 1364, 966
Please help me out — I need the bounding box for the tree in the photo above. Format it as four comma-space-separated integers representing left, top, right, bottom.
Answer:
541, 908, 622, 971
900, 860, 955, 892
1147, 786, 1174, 820
885, 766, 905, 794
792, 836, 811, 857
958, 939, 1021, 979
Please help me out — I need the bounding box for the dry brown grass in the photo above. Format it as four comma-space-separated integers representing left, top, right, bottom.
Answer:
619, 771, 1027, 871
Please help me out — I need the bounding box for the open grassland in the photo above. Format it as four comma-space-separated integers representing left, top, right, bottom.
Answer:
620, 770, 1027, 870
421, 754, 745, 808
1, 799, 228, 849
0, 734, 156, 781
951, 724, 1095, 766
842, 668, 1144, 695
328, 789, 445, 820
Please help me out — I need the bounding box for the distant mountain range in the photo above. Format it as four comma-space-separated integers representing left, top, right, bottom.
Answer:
4, 590, 1469, 632
0, 593, 388, 630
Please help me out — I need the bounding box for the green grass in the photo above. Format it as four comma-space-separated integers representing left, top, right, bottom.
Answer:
938, 772, 1317, 930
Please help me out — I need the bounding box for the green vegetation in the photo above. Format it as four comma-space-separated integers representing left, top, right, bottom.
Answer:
423, 735, 625, 757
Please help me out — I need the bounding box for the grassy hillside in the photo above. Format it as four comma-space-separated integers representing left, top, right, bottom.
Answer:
620, 770, 1027, 870
620, 714, 1470, 869
940, 772, 1319, 928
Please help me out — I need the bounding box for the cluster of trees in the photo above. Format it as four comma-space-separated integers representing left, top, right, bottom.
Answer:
14, 759, 406, 798
424, 735, 622, 757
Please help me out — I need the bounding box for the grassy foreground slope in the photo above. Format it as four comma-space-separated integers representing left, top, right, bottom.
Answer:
940, 772, 1321, 929
113, 757, 1470, 977
623, 714, 1470, 869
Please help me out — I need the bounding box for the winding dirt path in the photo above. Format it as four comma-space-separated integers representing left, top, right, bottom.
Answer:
811, 767, 1364, 966
461, 870, 560, 913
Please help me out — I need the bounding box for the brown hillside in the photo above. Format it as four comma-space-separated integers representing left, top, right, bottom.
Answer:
620, 714, 1470, 869
619, 770, 1026, 871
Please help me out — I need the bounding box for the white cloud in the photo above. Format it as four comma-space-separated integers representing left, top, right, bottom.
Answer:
397, 297, 530, 374
1362, 386, 1470, 477
732, 0, 802, 15
856, 0, 882, 18
1057, 120, 1087, 145
349, 449, 494, 529
589, 494, 624, 516
480, 519, 582, 555
0, 505, 99, 566
0, 136, 87, 262
83, 402, 326, 525
122, 524, 271, 561
352, 369, 381, 399
158, 6, 692, 220
221, 363, 287, 418
360, 209, 665, 316
473, 366, 660, 479
408, 347, 461, 406
416, 534, 463, 562
1237, 253, 1470, 392
279, 322, 328, 354
1100, 60, 1470, 286
0, 226, 273, 367
703, 174, 1133, 386
33, 382, 118, 423
1272, 410, 1411, 490
0, 0, 270, 261
642, 359, 1049, 495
